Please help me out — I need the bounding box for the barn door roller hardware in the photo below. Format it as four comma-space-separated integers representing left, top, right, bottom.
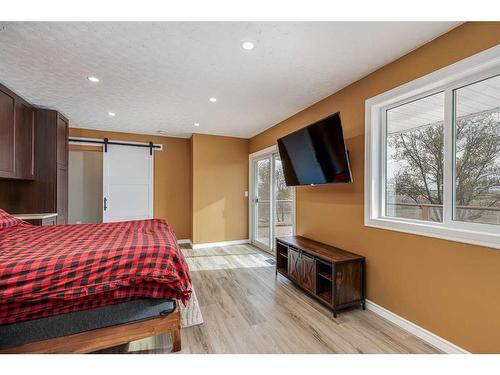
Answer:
69, 137, 161, 153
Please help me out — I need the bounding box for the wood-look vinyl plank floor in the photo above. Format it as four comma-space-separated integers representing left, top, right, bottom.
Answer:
100, 244, 441, 354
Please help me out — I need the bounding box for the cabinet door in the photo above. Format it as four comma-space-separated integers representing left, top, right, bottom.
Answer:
287, 248, 300, 283
0, 89, 15, 178
56, 115, 68, 166
334, 262, 363, 306
300, 253, 316, 294
14, 102, 35, 179
56, 165, 68, 224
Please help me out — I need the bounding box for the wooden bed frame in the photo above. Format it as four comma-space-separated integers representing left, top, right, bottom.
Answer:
0, 305, 181, 354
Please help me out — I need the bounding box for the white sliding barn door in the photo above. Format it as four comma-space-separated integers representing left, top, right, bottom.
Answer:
103, 144, 153, 222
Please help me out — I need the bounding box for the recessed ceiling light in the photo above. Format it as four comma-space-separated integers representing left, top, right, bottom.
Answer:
87, 76, 100, 83
194, 123, 200, 127
108, 112, 116, 117
241, 41, 255, 51
209, 97, 217, 103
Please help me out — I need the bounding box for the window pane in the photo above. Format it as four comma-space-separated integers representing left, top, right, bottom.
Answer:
386, 92, 445, 222
274, 154, 294, 238
256, 158, 271, 247
454, 75, 500, 225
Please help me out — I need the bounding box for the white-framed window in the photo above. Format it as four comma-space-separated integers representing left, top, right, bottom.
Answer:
365, 45, 500, 249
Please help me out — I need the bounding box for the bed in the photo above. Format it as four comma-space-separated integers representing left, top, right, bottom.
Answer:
0, 209, 192, 353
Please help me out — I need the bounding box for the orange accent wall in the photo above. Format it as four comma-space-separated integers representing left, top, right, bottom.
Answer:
191, 133, 249, 244
69, 128, 191, 240
249, 22, 500, 353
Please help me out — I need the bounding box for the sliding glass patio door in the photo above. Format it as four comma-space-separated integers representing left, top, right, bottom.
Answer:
253, 156, 272, 250
250, 149, 295, 254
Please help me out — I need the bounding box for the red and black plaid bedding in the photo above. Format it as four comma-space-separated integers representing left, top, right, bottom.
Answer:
0, 210, 19, 229
0, 218, 191, 326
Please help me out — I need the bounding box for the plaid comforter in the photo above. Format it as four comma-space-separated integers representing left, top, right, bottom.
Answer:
0, 219, 191, 326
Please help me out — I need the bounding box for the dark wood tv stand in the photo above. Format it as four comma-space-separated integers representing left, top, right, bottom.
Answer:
276, 236, 365, 317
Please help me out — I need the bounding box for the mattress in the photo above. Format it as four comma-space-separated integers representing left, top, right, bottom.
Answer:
0, 298, 176, 350
0, 217, 192, 325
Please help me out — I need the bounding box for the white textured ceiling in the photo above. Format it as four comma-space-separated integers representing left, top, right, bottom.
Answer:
0, 22, 460, 138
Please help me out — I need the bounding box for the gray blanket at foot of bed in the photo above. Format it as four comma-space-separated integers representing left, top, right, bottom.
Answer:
0, 298, 175, 349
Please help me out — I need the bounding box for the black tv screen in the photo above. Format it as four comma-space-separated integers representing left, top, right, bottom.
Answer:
277, 112, 352, 186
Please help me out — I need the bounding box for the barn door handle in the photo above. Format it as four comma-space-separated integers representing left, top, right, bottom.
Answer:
104, 197, 108, 211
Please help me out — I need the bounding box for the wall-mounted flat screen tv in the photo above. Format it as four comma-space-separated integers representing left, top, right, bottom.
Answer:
277, 112, 352, 186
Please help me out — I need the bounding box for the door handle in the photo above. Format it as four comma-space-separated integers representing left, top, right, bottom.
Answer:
104, 197, 108, 211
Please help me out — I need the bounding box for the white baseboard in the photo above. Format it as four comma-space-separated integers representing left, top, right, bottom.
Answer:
192, 239, 249, 249
177, 239, 192, 246
365, 299, 469, 354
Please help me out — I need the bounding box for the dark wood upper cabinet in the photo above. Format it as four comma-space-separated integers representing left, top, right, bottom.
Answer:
34, 109, 69, 224
0, 83, 68, 222
56, 115, 68, 166
0, 84, 35, 180
14, 102, 35, 180
0, 89, 15, 178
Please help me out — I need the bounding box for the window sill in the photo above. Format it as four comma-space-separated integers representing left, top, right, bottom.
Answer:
365, 217, 500, 250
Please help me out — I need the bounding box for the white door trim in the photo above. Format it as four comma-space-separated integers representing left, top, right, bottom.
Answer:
249, 144, 278, 159
249, 153, 273, 253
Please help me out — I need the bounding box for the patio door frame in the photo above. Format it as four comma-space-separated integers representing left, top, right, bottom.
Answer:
249, 145, 296, 254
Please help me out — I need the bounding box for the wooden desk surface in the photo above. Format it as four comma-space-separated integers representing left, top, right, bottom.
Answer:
13, 213, 58, 220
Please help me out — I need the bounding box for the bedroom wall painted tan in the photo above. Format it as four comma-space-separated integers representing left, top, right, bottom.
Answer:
191, 133, 249, 244
249, 22, 500, 353
69, 128, 191, 240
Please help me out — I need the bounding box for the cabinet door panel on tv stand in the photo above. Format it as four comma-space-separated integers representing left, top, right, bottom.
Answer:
287, 248, 300, 284
300, 253, 316, 294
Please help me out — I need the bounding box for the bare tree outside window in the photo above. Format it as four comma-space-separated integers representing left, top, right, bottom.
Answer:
454, 76, 500, 224
274, 157, 293, 237
256, 155, 294, 242
385, 76, 500, 225
386, 92, 445, 222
